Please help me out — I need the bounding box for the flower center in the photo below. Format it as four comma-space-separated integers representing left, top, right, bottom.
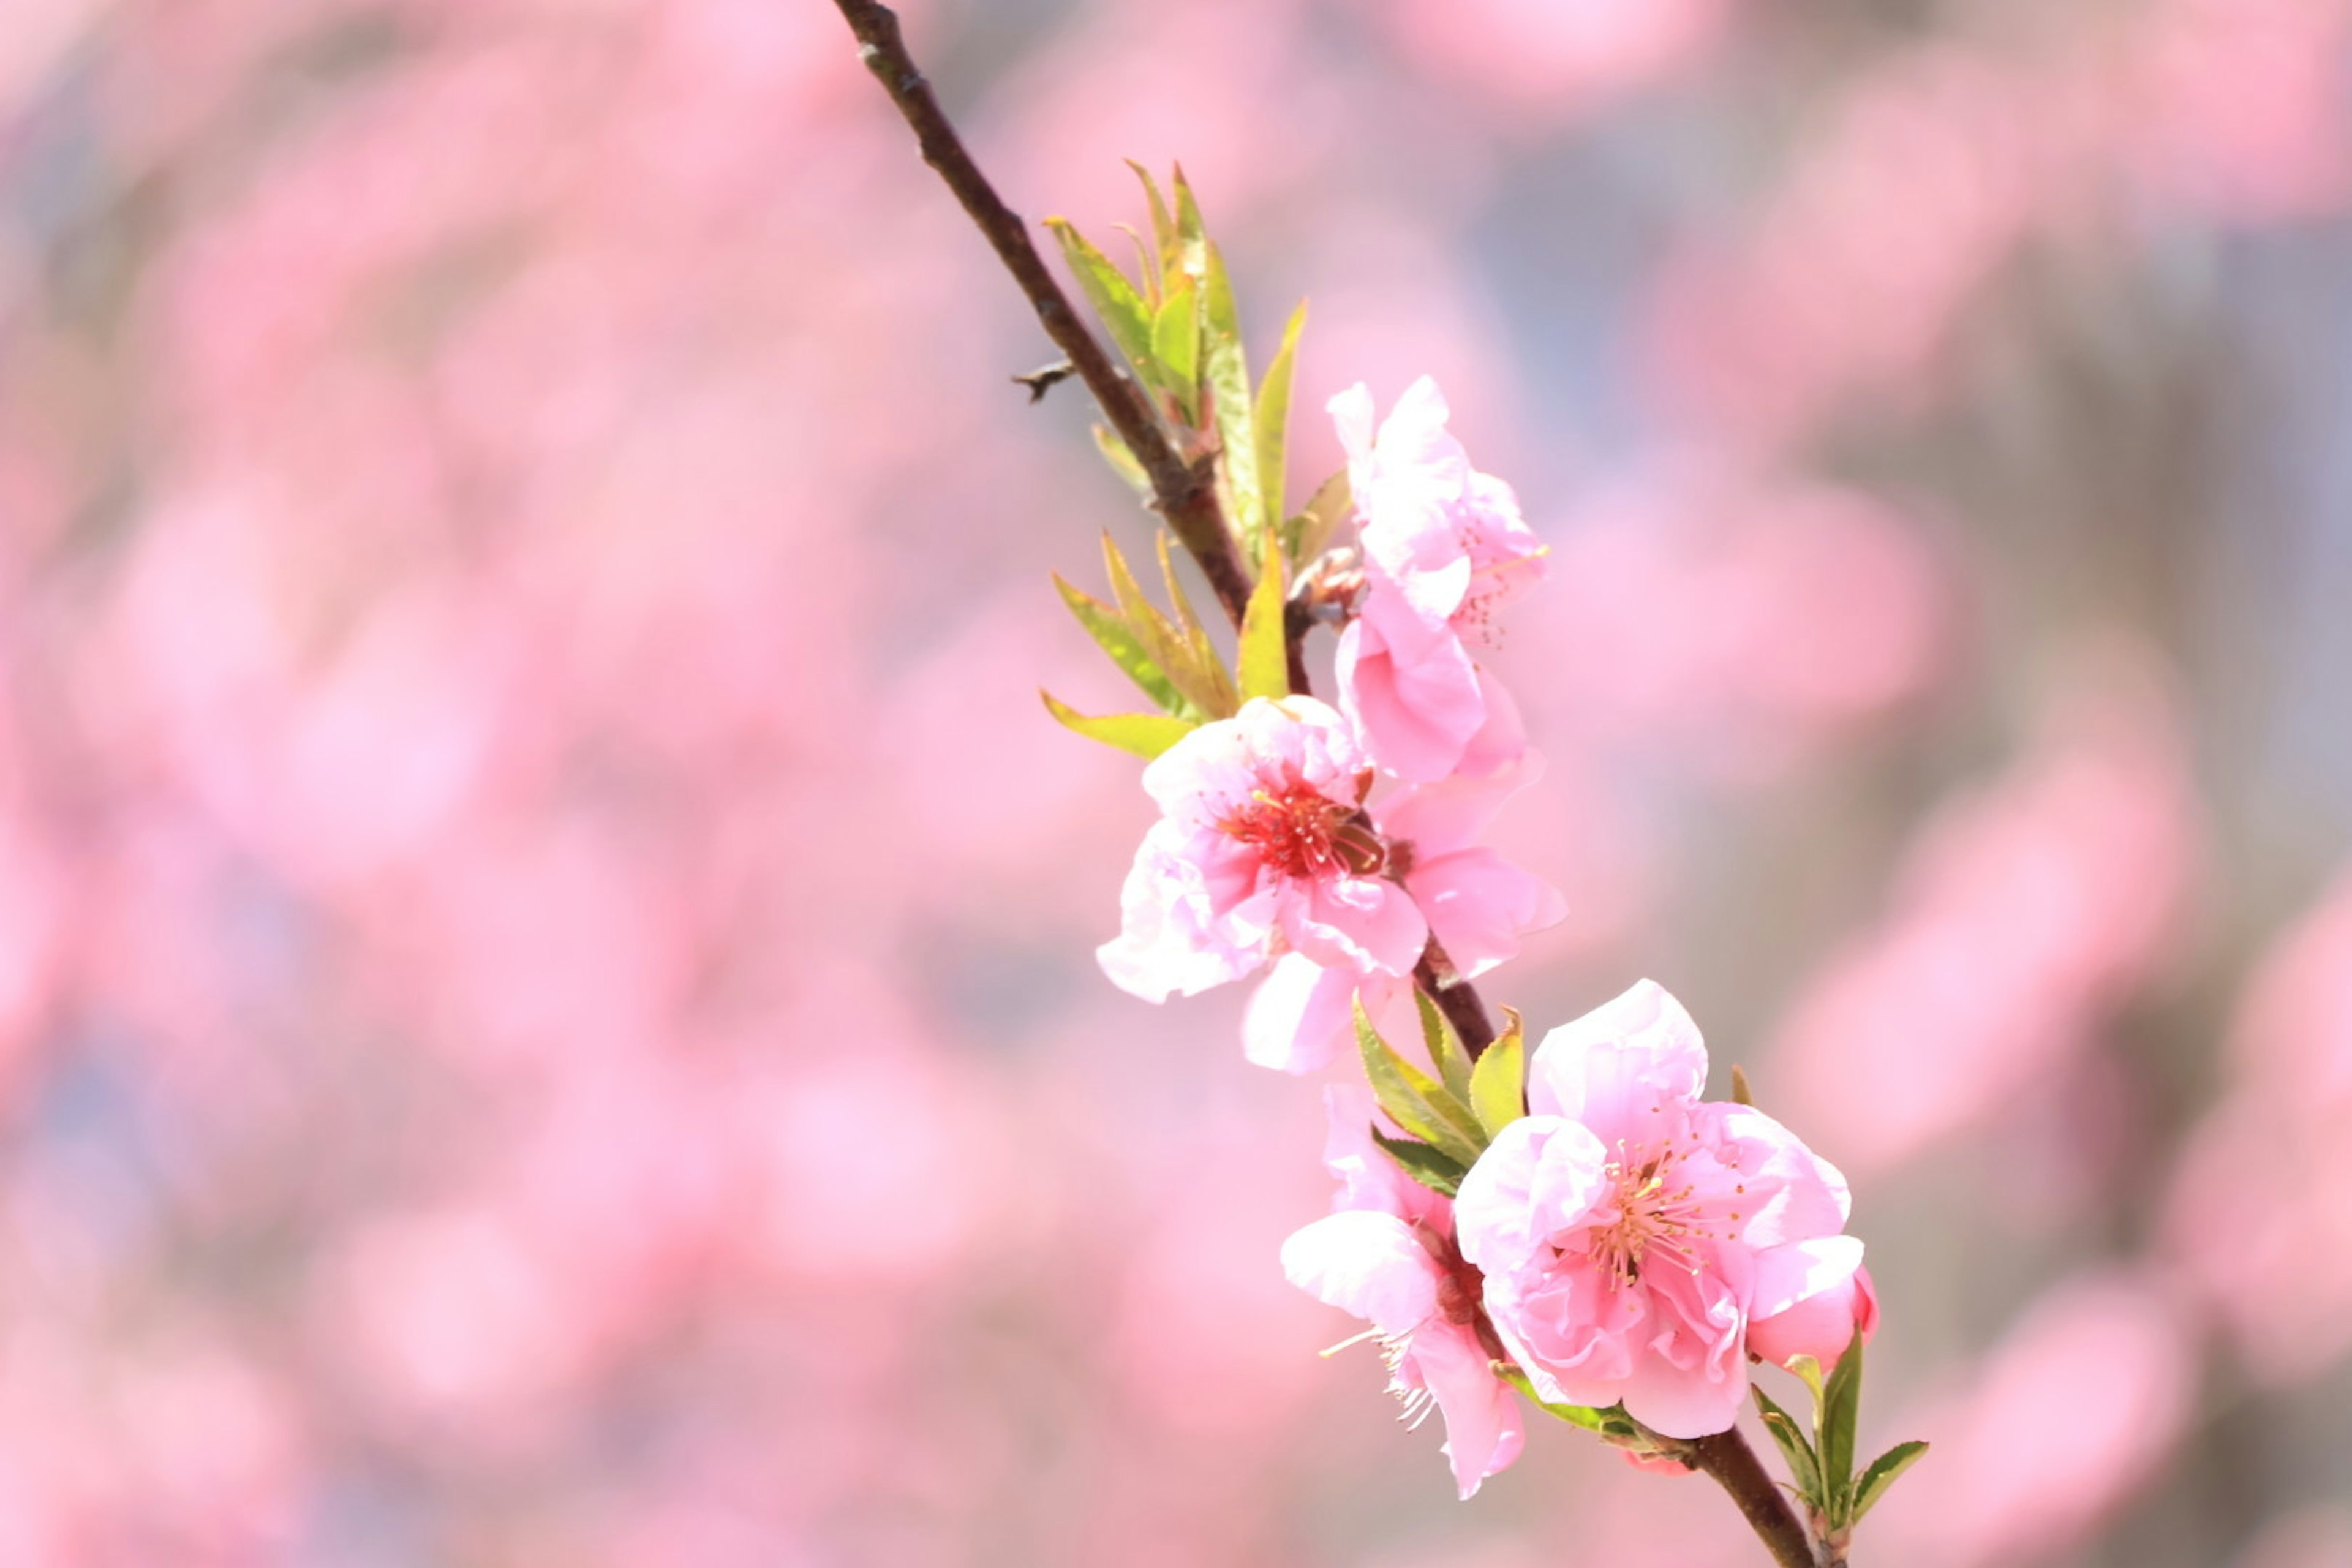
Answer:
1589, 1145, 1710, 1287
1219, 779, 1383, 879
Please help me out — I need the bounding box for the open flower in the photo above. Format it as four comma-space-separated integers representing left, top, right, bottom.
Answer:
1098, 697, 1428, 1003
1283, 1085, 1525, 1498
1244, 757, 1567, 1072
1454, 980, 1861, 1438
1330, 377, 1547, 782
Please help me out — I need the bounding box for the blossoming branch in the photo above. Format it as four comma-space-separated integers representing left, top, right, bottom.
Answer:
826, 4, 1926, 1563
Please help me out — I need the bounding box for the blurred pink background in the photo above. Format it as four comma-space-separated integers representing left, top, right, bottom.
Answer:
1, 0, 2349, 1562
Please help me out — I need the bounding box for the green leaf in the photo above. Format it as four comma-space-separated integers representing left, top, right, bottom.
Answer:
1101, 532, 1234, 720
1200, 239, 1259, 555
1039, 692, 1195, 760
1355, 1000, 1489, 1167
1491, 1364, 1613, 1433
1851, 1440, 1929, 1525
1151, 276, 1199, 420
1421, 990, 1474, 1103
1125, 160, 1179, 286
1468, 1008, 1528, 1140
1052, 574, 1186, 716
1044, 219, 1152, 374
1170, 163, 1210, 283
1114, 223, 1161, 308
1752, 1384, 1824, 1509
1254, 299, 1307, 546
1286, 468, 1354, 564
1820, 1327, 1866, 1523
1369, 1129, 1465, 1196
1786, 1353, 1826, 1406
1237, 533, 1289, 701
1730, 1063, 1755, 1107
1091, 423, 1150, 498
1153, 532, 1233, 712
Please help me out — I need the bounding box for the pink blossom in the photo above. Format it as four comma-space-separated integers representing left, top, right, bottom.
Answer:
1867, 1272, 2193, 1568
1749, 1264, 1879, 1371
1099, 697, 1427, 1002
1243, 759, 1568, 1072
1282, 1086, 1525, 1498
1455, 981, 1858, 1437
1329, 377, 1546, 782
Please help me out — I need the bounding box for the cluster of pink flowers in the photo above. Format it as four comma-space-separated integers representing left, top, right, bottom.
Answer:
1290, 980, 1874, 1495
1093, 381, 1874, 1498
1098, 378, 1564, 1072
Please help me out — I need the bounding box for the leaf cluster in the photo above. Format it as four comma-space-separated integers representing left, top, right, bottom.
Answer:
1046, 165, 1309, 565
1040, 168, 1376, 761
1752, 1333, 1928, 1551
1352, 995, 1526, 1197
1041, 530, 1292, 759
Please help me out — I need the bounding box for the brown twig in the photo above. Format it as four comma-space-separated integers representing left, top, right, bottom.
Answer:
827, 12, 1822, 1562
1678, 1428, 1823, 1568
1414, 940, 1497, 1059
829, 0, 1254, 625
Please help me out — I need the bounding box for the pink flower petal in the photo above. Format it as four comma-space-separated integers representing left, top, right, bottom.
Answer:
1280, 1209, 1443, 1336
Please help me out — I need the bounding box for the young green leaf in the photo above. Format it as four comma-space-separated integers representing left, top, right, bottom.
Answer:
1151, 276, 1199, 420
1101, 532, 1234, 720
1039, 692, 1195, 760
1237, 533, 1289, 701
1468, 1008, 1528, 1140
1491, 1364, 1614, 1433
1091, 424, 1150, 497
1044, 219, 1153, 373
1286, 467, 1354, 564
1200, 240, 1261, 552
1113, 223, 1161, 307
1355, 1000, 1488, 1167
1851, 1440, 1929, 1525
1752, 1384, 1824, 1509
1153, 532, 1232, 710
1051, 574, 1187, 716
1420, 990, 1474, 1103
1730, 1063, 1755, 1107
1254, 299, 1307, 545
1125, 160, 1179, 285
1819, 1327, 1866, 1521
1169, 162, 1210, 282
1369, 1128, 1466, 1196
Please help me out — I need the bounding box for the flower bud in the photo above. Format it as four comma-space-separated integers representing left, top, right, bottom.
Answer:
1749, 1265, 1879, 1371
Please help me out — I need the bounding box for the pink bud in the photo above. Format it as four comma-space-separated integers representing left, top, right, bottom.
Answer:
1749, 1265, 1879, 1371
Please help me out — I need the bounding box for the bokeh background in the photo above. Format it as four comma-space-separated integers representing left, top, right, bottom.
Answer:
1, 0, 2348, 1562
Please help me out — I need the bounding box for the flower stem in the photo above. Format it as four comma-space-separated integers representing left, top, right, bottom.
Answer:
1676, 1427, 1823, 1568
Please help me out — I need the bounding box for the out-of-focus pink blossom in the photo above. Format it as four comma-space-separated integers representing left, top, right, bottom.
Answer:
2166, 867, 2352, 1382
1283, 1085, 1524, 1498
1457, 981, 1859, 1437
1099, 697, 1427, 1001
1381, 0, 1725, 126
1330, 377, 1546, 782
1243, 759, 1567, 1072
1871, 1272, 2195, 1568
2129, 0, 2352, 222
1773, 655, 2198, 1174
1645, 49, 2053, 449
1524, 470, 1953, 776
1748, 1264, 1878, 1372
